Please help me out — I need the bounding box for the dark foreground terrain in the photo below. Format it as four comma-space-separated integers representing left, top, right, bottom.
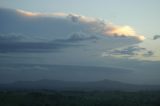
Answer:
0, 90, 160, 106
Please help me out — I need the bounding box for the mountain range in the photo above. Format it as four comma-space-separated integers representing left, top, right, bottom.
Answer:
1, 79, 160, 91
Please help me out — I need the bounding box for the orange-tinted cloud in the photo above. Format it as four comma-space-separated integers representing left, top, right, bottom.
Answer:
104, 23, 145, 41
16, 9, 40, 16
16, 9, 145, 41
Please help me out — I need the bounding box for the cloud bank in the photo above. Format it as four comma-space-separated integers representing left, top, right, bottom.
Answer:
4, 9, 145, 41
0, 8, 145, 53
15, 9, 145, 41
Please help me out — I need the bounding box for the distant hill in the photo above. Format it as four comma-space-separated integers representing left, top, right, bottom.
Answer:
0, 63, 134, 83
1, 79, 160, 91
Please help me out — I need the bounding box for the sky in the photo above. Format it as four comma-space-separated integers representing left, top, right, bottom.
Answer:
0, 0, 160, 84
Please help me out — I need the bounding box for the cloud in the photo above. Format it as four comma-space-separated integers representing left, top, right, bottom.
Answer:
0, 32, 97, 53
54, 32, 98, 43
0, 33, 23, 42
17, 9, 68, 17
143, 51, 154, 57
0, 29, 100, 53
104, 23, 145, 41
0, 8, 145, 53
103, 45, 154, 57
153, 35, 160, 40
0, 41, 79, 53
16, 9, 41, 17
0, 33, 85, 53
0, 9, 145, 41
67, 14, 145, 41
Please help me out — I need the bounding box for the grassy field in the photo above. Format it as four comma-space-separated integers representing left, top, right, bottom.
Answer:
0, 90, 160, 106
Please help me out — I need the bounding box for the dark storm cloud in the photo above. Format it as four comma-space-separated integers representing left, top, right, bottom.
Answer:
0, 30, 101, 53
0, 34, 80, 53
153, 35, 160, 40
0, 42, 73, 53
107, 46, 154, 57
0, 33, 92, 53
54, 32, 99, 43
68, 14, 80, 23
143, 51, 154, 57
110, 46, 145, 55
0, 32, 97, 53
